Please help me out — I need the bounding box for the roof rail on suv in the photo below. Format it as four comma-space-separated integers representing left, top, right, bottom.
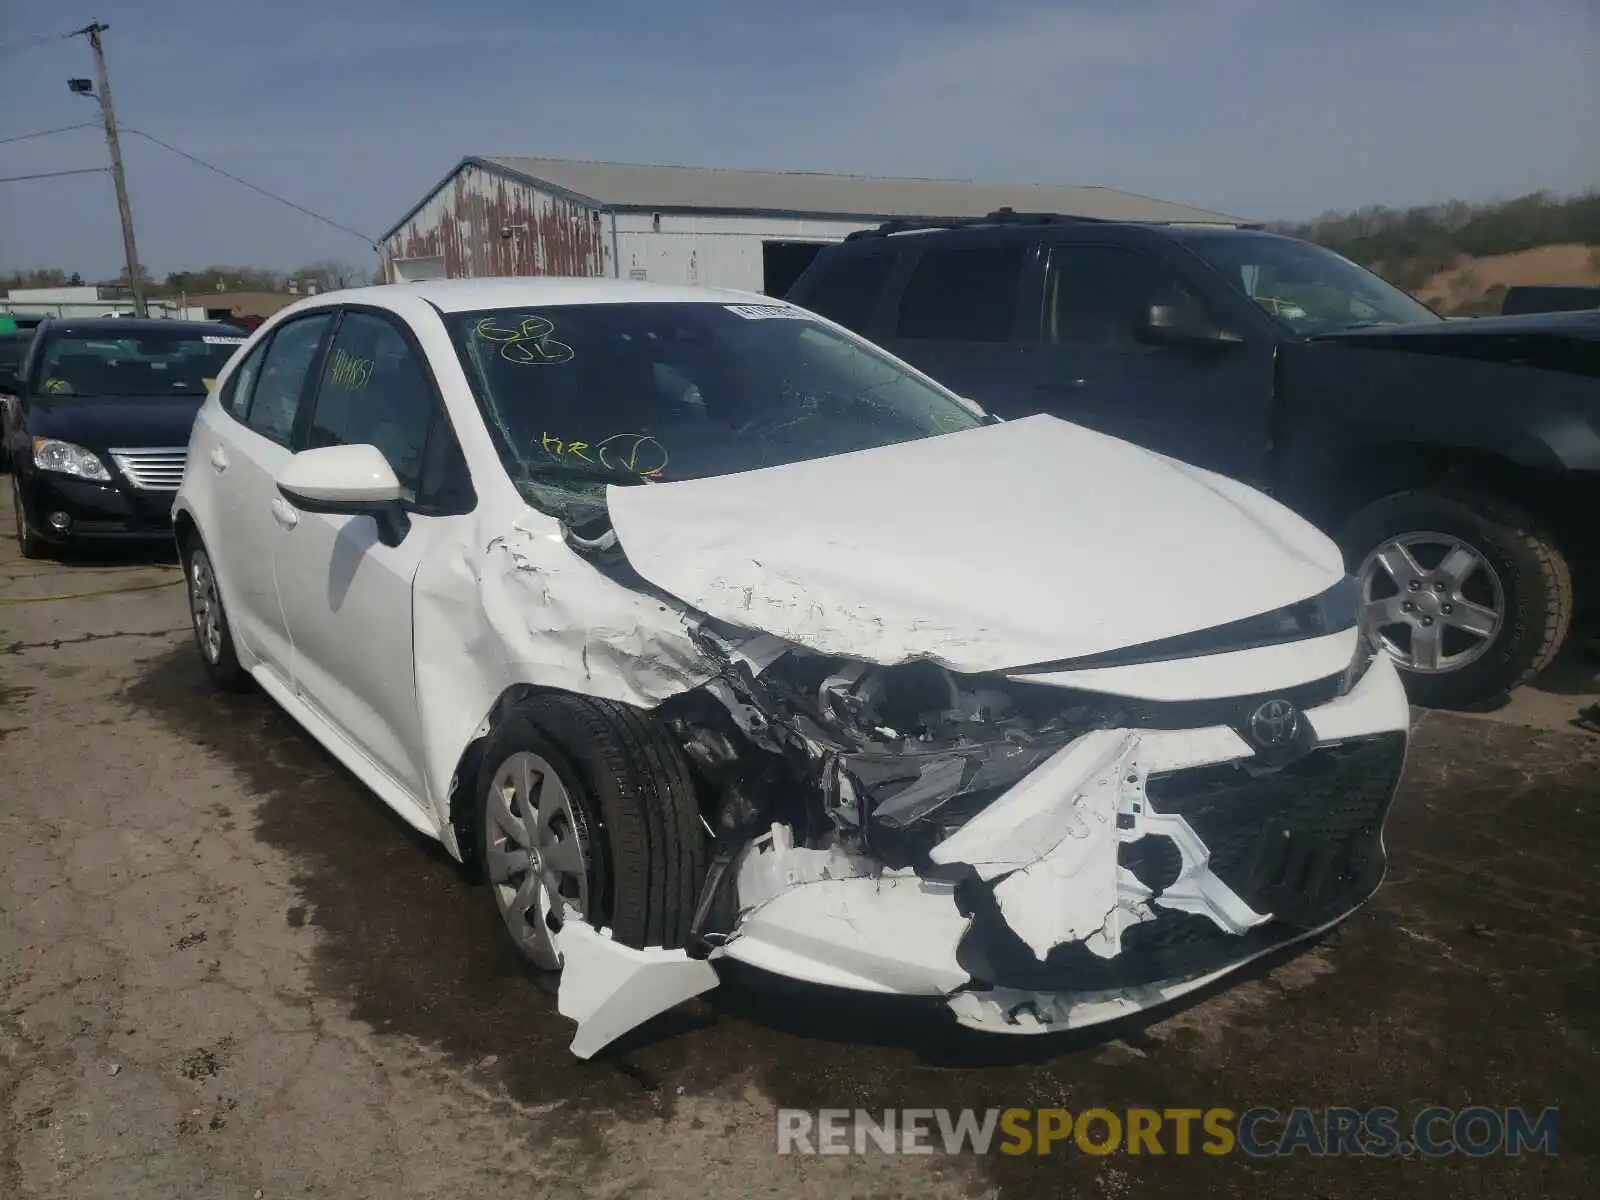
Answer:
844, 207, 1259, 241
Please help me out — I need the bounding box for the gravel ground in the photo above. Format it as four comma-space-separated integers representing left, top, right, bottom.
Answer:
2, 482, 1597, 1199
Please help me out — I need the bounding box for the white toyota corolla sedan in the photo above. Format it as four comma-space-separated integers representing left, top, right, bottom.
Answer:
173, 278, 1411, 1057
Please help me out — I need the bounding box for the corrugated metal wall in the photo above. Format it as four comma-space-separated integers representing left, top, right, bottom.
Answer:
382, 162, 610, 281
382, 163, 877, 290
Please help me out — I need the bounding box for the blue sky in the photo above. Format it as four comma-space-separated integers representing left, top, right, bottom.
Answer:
1, 0, 1594, 277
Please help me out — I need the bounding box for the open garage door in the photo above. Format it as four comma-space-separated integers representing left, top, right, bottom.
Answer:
762, 242, 825, 297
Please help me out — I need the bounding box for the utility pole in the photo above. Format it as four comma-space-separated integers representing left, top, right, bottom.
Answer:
73, 22, 146, 317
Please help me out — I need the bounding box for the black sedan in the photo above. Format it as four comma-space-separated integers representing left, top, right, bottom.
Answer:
3, 318, 247, 557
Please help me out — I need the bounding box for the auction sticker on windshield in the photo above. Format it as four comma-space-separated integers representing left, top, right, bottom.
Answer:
723, 305, 810, 320
203, 335, 247, 345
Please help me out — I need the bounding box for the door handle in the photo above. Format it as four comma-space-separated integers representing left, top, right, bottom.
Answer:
209, 445, 228, 472
270, 497, 299, 530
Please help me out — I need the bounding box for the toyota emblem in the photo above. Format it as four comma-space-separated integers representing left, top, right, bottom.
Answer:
1248, 698, 1301, 747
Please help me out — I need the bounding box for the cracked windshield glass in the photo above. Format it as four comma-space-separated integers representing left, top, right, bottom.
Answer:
447, 302, 983, 521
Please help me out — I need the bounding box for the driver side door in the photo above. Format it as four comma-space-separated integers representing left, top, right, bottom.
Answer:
1022, 244, 1276, 485
269, 307, 477, 814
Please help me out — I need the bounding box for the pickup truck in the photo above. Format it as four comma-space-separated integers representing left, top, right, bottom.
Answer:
786, 213, 1600, 710
1501, 285, 1600, 315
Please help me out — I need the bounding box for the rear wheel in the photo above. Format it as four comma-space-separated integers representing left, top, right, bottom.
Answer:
476, 693, 707, 970
1339, 489, 1571, 709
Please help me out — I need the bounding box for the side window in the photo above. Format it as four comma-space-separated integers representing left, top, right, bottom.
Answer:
246, 312, 334, 446
219, 339, 267, 420
305, 311, 434, 494
416, 418, 475, 512
797, 252, 895, 332
1046, 246, 1214, 349
895, 246, 1026, 342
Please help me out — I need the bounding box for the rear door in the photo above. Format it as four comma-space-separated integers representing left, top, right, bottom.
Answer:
195, 309, 336, 684
874, 240, 1042, 414
269, 306, 476, 808
1021, 242, 1276, 482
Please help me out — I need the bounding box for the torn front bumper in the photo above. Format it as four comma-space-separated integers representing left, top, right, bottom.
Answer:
712, 651, 1410, 1034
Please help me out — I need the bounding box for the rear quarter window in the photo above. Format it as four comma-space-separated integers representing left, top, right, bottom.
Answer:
895, 246, 1027, 342
793, 251, 895, 333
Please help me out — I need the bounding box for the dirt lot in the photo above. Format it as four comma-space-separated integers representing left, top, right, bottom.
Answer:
3, 484, 1598, 1198
1414, 242, 1600, 311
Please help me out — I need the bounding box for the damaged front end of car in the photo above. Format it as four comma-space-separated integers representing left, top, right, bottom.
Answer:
551, 586, 1409, 1056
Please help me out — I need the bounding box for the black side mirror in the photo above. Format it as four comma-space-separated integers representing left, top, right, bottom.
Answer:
1135, 303, 1243, 349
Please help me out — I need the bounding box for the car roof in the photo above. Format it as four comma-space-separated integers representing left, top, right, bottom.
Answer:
828, 216, 1277, 254
278, 276, 778, 316
42, 317, 248, 337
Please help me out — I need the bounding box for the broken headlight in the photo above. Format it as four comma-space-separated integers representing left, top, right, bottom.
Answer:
806, 659, 1112, 860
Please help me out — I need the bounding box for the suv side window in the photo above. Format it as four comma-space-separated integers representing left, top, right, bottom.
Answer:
246, 311, 334, 446
895, 246, 1026, 342
798, 252, 895, 332
219, 338, 267, 420
305, 311, 436, 497
1046, 246, 1214, 349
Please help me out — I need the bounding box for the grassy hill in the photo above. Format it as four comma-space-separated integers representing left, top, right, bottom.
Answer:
1274, 190, 1600, 315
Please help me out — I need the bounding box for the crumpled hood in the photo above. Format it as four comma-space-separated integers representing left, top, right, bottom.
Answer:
602, 415, 1344, 673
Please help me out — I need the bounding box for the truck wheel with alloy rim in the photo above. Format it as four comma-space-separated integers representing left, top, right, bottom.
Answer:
1338, 488, 1572, 710
12, 475, 45, 559
475, 694, 707, 970
183, 538, 247, 690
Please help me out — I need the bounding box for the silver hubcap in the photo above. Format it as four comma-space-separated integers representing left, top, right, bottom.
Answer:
1358, 532, 1504, 673
485, 751, 591, 970
189, 551, 223, 663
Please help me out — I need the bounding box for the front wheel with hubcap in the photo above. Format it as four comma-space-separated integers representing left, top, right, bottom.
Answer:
475, 693, 707, 970
12, 475, 46, 559
1338, 488, 1572, 710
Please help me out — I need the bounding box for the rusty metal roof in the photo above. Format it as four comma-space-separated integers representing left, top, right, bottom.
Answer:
383, 155, 1243, 241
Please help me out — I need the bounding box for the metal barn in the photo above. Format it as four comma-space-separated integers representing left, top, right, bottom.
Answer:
379, 157, 1241, 296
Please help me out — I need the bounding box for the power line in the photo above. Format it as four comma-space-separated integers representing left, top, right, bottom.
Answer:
0, 166, 108, 183
123, 128, 381, 249
0, 29, 77, 55
0, 122, 98, 146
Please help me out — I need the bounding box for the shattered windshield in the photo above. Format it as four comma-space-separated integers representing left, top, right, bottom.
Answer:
446, 302, 985, 521
1179, 234, 1441, 334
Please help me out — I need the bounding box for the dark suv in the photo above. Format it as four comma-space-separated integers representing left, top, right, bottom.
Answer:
787, 212, 1600, 710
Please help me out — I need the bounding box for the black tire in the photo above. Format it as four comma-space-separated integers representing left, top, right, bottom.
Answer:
1337, 488, 1572, 709
12, 473, 46, 560
181, 536, 248, 691
475, 693, 707, 958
